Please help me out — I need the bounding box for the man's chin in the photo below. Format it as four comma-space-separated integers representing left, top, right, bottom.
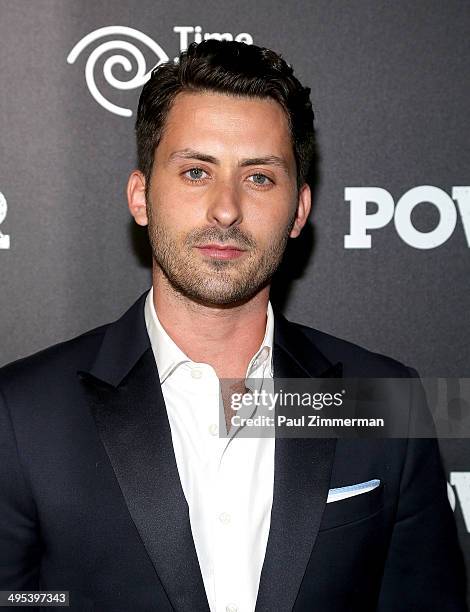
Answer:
155, 254, 272, 306
168, 275, 266, 308
180, 286, 257, 308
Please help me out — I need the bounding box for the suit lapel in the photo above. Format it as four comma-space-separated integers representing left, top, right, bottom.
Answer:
78, 293, 342, 612
255, 312, 342, 612
78, 292, 210, 612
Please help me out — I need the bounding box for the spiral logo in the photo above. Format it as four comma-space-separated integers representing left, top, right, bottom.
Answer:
67, 26, 169, 117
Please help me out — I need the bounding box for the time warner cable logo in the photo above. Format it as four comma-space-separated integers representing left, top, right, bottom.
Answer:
67, 25, 253, 117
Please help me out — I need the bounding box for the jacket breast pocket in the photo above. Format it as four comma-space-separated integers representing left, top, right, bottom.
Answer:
318, 481, 385, 531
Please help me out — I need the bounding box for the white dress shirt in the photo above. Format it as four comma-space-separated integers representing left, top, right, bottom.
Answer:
144, 287, 275, 612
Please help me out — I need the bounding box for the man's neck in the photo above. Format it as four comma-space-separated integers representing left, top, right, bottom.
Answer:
152, 267, 270, 380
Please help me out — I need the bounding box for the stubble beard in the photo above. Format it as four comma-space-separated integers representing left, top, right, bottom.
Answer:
146, 203, 296, 307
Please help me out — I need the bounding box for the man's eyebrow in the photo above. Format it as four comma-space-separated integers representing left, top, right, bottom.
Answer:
239, 156, 290, 175
167, 149, 218, 165
167, 148, 291, 174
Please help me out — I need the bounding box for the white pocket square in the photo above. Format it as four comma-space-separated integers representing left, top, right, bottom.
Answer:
327, 479, 381, 503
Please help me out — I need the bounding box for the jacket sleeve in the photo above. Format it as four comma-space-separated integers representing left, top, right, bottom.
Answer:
0, 383, 41, 590
377, 369, 468, 611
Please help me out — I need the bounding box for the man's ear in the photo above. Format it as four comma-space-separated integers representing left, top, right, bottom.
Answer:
289, 183, 312, 238
127, 170, 148, 226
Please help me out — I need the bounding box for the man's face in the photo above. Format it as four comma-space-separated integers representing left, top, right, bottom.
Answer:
130, 91, 311, 306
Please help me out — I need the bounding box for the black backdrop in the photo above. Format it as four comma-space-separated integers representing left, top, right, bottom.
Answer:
1, 0, 469, 600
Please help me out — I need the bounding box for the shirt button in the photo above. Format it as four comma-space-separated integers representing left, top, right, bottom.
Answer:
191, 368, 203, 379
218, 512, 231, 525
226, 605, 238, 612
208, 424, 218, 436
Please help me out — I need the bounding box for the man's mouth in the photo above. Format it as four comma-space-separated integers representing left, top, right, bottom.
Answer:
195, 243, 247, 260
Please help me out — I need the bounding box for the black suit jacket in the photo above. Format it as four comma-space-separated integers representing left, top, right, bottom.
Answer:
0, 291, 466, 611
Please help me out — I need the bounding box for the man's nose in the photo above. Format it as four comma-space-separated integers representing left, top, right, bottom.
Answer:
205, 180, 243, 228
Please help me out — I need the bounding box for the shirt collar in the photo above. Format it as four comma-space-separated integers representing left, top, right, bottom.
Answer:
144, 287, 274, 383
246, 301, 274, 378
144, 287, 191, 384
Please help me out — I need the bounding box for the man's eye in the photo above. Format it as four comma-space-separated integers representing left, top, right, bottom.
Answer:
249, 173, 273, 186
184, 168, 208, 181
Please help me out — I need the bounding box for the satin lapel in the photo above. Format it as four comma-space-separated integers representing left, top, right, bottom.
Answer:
78, 293, 210, 612
255, 313, 342, 612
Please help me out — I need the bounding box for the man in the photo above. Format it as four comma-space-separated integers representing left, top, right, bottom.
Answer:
0, 40, 466, 611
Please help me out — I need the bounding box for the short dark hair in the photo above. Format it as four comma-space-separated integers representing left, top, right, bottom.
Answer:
135, 40, 315, 191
